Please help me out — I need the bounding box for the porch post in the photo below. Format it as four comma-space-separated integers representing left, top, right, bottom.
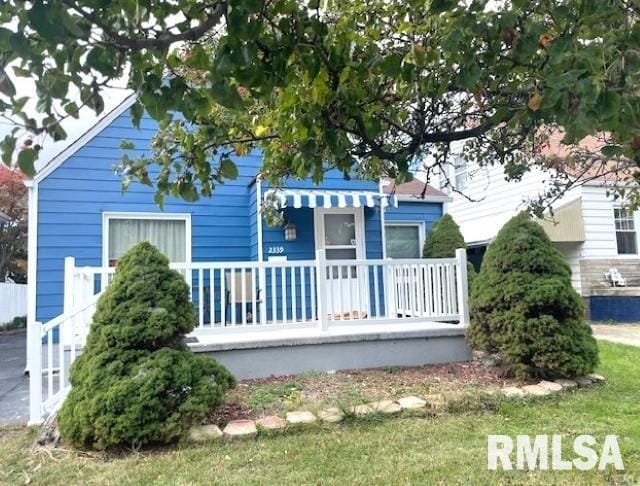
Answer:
455, 248, 470, 327
256, 177, 267, 325
63, 257, 76, 345
28, 320, 42, 425
315, 249, 329, 331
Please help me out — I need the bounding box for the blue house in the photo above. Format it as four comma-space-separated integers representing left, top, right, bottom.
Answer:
26, 94, 472, 424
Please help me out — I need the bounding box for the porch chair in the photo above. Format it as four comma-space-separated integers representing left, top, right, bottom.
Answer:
604, 268, 627, 287
224, 271, 262, 325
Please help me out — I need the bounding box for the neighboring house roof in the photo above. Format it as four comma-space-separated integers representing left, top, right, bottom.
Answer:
382, 178, 451, 202
539, 130, 639, 185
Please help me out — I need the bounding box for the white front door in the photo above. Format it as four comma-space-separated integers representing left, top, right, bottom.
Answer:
314, 208, 369, 318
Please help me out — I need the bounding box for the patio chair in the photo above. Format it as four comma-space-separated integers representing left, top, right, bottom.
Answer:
225, 271, 262, 324
604, 268, 627, 287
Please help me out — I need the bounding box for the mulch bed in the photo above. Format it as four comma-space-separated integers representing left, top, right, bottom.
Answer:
205, 360, 519, 426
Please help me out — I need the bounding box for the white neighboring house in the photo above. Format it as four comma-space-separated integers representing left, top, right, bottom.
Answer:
438, 146, 640, 323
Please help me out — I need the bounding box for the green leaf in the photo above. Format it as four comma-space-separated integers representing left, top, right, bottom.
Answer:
12, 96, 29, 113
219, 158, 239, 180
0, 135, 17, 166
430, 0, 456, 13
0, 71, 16, 97
17, 148, 37, 177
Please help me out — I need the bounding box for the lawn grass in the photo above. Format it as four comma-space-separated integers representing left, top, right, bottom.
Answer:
1, 341, 639, 485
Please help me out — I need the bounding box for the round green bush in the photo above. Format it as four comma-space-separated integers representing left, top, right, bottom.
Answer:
58, 242, 235, 450
423, 213, 476, 288
467, 213, 598, 379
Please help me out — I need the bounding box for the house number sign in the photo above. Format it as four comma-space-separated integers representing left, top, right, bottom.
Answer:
268, 246, 285, 254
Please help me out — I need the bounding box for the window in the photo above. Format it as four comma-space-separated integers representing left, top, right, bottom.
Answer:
614, 207, 637, 255
385, 223, 424, 259
104, 213, 191, 266
454, 157, 468, 190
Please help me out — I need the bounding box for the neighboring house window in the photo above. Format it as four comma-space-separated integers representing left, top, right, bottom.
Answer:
614, 207, 637, 255
385, 223, 424, 258
454, 157, 468, 190
104, 213, 190, 266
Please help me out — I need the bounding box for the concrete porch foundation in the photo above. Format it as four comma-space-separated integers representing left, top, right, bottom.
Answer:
189, 322, 472, 379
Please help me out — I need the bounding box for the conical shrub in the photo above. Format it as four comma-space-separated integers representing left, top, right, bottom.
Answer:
58, 242, 235, 450
467, 213, 598, 379
423, 213, 476, 288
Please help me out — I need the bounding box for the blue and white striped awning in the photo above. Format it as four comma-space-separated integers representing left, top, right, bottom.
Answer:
264, 189, 398, 209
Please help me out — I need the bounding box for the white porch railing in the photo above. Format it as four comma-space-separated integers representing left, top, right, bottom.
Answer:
29, 249, 469, 424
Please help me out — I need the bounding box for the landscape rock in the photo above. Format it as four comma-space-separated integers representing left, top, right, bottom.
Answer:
575, 376, 594, 387
521, 384, 551, 396
368, 400, 402, 414
317, 407, 344, 423
554, 379, 578, 389
538, 380, 563, 392
587, 373, 606, 383
286, 411, 317, 425
398, 396, 427, 410
189, 424, 223, 442
349, 404, 374, 416
256, 416, 286, 431
223, 420, 257, 439
501, 386, 525, 397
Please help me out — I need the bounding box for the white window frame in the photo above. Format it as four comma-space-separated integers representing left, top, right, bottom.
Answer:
102, 212, 193, 267
613, 206, 639, 256
454, 157, 468, 190
384, 221, 426, 259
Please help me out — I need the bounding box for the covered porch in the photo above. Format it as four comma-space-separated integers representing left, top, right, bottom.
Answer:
28, 250, 470, 424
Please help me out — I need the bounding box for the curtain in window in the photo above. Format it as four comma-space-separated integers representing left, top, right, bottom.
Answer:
386, 225, 421, 258
108, 218, 186, 265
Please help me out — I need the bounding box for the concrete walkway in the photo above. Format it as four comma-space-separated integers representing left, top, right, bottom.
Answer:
591, 324, 640, 347
0, 331, 29, 424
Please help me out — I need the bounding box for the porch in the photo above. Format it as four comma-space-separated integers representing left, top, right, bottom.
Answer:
28, 250, 470, 424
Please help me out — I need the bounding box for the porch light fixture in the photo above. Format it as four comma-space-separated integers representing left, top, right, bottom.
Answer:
284, 220, 297, 241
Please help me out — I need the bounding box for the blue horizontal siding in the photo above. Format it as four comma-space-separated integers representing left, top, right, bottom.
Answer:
36, 108, 421, 324
589, 296, 640, 322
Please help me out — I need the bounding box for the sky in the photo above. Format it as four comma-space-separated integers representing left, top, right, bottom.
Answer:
0, 76, 131, 172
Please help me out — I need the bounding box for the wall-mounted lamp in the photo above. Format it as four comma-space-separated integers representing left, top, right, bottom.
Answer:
284, 221, 297, 241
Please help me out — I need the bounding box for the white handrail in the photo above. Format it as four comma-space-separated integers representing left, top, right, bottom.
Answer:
29, 250, 470, 424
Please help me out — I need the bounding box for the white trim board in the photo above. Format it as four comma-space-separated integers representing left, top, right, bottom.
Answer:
384, 220, 426, 258
101, 211, 193, 267
34, 94, 137, 183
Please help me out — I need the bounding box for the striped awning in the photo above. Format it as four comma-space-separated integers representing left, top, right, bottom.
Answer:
264, 189, 398, 209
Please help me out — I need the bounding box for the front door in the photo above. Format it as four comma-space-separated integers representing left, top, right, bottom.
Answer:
314, 208, 369, 318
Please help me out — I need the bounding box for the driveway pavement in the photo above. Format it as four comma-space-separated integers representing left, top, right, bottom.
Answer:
0, 331, 29, 424
591, 324, 640, 347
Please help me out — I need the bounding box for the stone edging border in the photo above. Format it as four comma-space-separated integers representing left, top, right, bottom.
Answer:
189, 373, 606, 442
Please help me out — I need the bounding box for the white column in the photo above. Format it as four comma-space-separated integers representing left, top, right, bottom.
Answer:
256, 178, 267, 325
315, 249, 329, 331
455, 248, 470, 327
28, 320, 42, 425
25, 182, 38, 374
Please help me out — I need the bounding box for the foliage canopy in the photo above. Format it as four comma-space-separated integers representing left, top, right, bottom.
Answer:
1, 0, 640, 207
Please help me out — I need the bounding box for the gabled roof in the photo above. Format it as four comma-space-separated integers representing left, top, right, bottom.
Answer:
382, 178, 451, 202
33, 94, 137, 183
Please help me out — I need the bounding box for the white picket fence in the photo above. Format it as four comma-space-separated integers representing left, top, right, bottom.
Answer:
0, 282, 27, 323
28, 249, 469, 424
